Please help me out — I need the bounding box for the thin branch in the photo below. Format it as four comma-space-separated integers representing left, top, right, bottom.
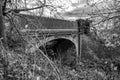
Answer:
6, 4, 46, 14
88, 9, 118, 16
44, 0, 46, 5
93, 15, 120, 26
2, 0, 7, 15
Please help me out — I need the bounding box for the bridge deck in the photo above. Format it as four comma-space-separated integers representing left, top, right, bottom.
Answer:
21, 29, 78, 35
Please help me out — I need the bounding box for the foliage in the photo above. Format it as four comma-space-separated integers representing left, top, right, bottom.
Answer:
86, 0, 120, 48
1, 0, 120, 80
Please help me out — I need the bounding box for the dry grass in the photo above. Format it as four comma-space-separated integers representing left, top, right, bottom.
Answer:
0, 31, 120, 80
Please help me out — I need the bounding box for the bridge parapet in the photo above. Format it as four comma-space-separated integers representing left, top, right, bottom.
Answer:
20, 29, 78, 36
15, 14, 91, 35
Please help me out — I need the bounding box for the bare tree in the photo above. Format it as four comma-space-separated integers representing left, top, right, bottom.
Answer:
84, 0, 120, 47
0, 1, 65, 80
0, 1, 5, 39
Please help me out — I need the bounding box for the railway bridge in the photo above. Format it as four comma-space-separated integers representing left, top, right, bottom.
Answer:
19, 14, 91, 65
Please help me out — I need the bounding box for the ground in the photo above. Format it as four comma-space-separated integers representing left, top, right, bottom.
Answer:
0, 42, 120, 80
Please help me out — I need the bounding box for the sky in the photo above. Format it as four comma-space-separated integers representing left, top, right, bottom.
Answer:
47, 0, 104, 20
60, 0, 109, 20
22, 0, 104, 20
50, 0, 102, 12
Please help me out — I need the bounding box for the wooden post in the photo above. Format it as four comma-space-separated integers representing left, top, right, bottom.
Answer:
78, 23, 80, 61
77, 19, 82, 62
80, 34, 82, 61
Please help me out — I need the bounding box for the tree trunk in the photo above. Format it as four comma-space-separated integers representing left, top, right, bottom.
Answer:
0, 1, 7, 47
0, 2, 8, 80
0, 2, 4, 39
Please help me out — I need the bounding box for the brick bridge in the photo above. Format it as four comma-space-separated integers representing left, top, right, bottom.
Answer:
18, 14, 91, 63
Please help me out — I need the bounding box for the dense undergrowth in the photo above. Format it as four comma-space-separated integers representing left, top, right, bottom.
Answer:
0, 39, 120, 80
0, 31, 120, 80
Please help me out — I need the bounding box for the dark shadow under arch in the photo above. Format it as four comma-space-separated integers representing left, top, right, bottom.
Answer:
39, 38, 77, 67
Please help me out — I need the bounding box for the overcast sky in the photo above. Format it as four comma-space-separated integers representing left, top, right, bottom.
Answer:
48, 0, 104, 20
60, 0, 109, 20
24, 0, 104, 20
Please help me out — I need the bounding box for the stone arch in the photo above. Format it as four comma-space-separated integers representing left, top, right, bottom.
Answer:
39, 38, 77, 66
40, 35, 77, 45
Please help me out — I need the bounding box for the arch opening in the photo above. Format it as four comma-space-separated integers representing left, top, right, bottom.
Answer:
39, 38, 77, 67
